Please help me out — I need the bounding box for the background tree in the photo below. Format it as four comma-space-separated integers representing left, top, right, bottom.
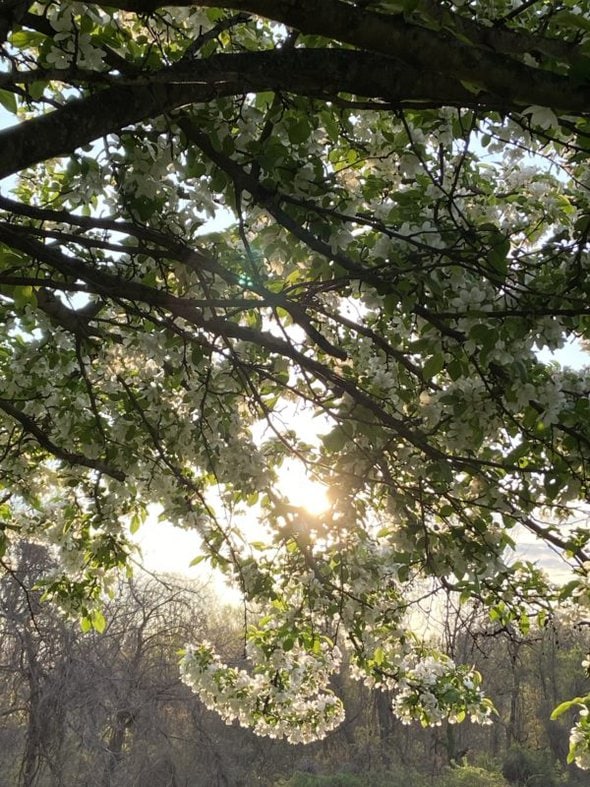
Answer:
0, 542, 72, 786
0, 544, 305, 786
3, 550, 589, 786
1, 0, 590, 759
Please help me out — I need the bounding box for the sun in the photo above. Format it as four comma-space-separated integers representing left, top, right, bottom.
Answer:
277, 461, 331, 516
131, 459, 330, 585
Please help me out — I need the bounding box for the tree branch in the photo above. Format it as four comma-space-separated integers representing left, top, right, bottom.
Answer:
0, 398, 126, 481
111, 0, 590, 109
1, 42, 586, 180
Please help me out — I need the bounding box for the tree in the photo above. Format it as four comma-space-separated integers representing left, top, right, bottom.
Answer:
1, 0, 590, 761
0, 542, 72, 786
0, 544, 303, 786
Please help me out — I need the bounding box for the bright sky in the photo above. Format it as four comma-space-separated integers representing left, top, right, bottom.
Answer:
135, 462, 330, 585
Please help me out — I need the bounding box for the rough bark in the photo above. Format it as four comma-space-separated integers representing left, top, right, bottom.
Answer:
2, 2, 590, 179
0, 48, 507, 180
106, 0, 590, 107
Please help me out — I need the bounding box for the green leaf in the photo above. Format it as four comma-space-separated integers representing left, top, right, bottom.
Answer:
554, 10, 590, 33
423, 354, 445, 379
487, 243, 509, 279
9, 29, 47, 49
288, 117, 311, 145
446, 358, 463, 381
559, 579, 581, 601
459, 80, 483, 95
13, 285, 35, 310
322, 428, 348, 453
469, 324, 497, 354
550, 697, 586, 720
567, 750, 576, 765
210, 168, 228, 193
323, 112, 339, 142
129, 512, 142, 534
92, 609, 106, 634
0, 89, 17, 115
28, 81, 46, 100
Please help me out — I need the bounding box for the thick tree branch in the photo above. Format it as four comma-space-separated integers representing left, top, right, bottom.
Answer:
103, 0, 577, 61
409, 0, 576, 60
0, 49, 492, 180
1, 42, 588, 180
111, 0, 590, 110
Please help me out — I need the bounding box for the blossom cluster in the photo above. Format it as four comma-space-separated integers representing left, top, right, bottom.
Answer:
568, 705, 590, 770
391, 655, 494, 727
179, 637, 344, 743
46, 3, 108, 70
